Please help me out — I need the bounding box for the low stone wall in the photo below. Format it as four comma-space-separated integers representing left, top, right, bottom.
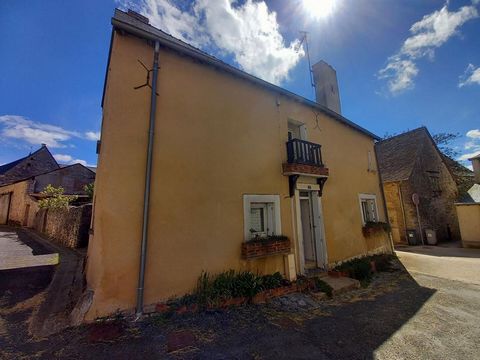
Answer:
33, 205, 92, 248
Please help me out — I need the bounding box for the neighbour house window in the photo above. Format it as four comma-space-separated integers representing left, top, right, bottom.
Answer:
427, 171, 441, 197
243, 195, 281, 241
358, 194, 379, 225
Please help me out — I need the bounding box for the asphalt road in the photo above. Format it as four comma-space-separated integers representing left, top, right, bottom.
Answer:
1, 236, 480, 359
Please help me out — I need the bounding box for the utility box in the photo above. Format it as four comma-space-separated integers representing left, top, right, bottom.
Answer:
406, 229, 419, 245
425, 229, 437, 245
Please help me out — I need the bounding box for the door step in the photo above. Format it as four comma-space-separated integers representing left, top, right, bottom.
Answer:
304, 268, 327, 278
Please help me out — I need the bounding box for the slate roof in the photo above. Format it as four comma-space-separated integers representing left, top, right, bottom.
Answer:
0, 156, 27, 174
108, 9, 380, 141
375, 127, 431, 182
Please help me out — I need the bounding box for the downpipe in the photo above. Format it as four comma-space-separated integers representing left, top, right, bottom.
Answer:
136, 40, 160, 317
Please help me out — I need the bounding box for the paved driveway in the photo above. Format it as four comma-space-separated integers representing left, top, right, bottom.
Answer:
0, 226, 58, 270
396, 244, 480, 284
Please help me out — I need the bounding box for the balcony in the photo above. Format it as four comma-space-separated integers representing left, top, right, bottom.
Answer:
283, 139, 329, 176
283, 138, 329, 197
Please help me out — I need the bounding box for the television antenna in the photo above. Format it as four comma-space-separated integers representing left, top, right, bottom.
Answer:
297, 31, 316, 97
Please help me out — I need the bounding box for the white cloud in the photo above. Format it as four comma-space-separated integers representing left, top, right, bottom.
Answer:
120, 0, 304, 85
53, 154, 74, 162
0, 115, 79, 148
458, 150, 480, 161
466, 129, 480, 139
85, 131, 101, 141
53, 153, 95, 167
0, 115, 100, 148
458, 129, 480, 163
378, 3, 479, 95
459, 64, 480, 87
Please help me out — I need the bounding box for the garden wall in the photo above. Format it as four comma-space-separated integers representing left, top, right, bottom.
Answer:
34, 204, 92, 248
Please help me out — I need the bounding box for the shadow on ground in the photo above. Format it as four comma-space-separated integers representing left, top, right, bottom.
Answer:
0, 259, 437, 359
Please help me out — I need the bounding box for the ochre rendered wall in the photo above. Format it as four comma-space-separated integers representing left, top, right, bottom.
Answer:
86, 33, 390, 319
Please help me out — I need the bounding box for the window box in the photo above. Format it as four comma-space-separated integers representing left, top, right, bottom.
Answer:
362, 221, 390, 237
241, 235, 291, 259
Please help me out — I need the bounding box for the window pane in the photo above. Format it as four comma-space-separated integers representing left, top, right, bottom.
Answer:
361, 198, 377, 223
250, 207, 265, 232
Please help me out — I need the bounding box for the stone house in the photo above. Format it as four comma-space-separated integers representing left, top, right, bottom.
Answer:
0, 144, 59, 186
376, 127, 460, 245
0, 147, 96, 226
85, 9, 392, 319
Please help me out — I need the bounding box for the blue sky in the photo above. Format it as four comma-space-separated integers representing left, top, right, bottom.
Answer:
1, 0, 479, 168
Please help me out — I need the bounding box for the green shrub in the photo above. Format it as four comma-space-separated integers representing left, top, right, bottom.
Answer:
38, 184, 78, 209
335, 257, 372, 281
260, 272, 284, 290
193, 270, 285, 306
371, 254, 396, 272
314, 278, 333, 297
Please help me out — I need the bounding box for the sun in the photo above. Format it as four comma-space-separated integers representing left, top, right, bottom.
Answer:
302, 0, 336, 20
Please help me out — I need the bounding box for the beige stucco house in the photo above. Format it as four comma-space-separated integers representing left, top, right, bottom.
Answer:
456, 154, 480, 248
85, 9, 392, 319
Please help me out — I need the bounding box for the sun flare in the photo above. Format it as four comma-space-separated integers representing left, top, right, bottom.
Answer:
303, 0, 336, 20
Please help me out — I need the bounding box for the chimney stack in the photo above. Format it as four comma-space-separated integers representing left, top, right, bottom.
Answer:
470, 154, 480, 184
312, 60, 341, 114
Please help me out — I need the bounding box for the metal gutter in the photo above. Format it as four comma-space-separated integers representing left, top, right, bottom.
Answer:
111, 9, 381, 141
136, 40, 160, 316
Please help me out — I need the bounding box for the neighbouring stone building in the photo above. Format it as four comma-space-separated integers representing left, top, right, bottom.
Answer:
0, 144, 59, 186
376, 127, 461, 245
0, 146, 96, 228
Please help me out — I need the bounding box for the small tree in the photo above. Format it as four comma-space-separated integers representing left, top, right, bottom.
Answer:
38, 185, 78, 209
432, 132, 461, 158
84, 183, 94, 200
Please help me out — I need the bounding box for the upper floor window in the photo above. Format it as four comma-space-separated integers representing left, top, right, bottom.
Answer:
288, 120, 307, 141
429, 175, 441, 197
358, 194, 378, 225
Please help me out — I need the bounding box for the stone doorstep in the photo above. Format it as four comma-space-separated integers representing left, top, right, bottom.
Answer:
321, 275, 361, 296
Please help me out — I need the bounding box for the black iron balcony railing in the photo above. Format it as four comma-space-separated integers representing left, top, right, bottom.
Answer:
286, 138, 323, 167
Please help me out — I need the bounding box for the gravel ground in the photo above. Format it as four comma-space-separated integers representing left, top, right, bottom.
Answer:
1, 251, 479, 359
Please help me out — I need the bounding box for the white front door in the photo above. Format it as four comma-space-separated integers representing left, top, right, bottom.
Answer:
298, 189, 327, 271
300, 196, 315, 265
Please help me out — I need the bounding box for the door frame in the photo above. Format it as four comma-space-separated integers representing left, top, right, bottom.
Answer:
294, 185, 328, 273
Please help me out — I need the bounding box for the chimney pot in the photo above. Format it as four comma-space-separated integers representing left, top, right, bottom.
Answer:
469, 155, 480, 184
